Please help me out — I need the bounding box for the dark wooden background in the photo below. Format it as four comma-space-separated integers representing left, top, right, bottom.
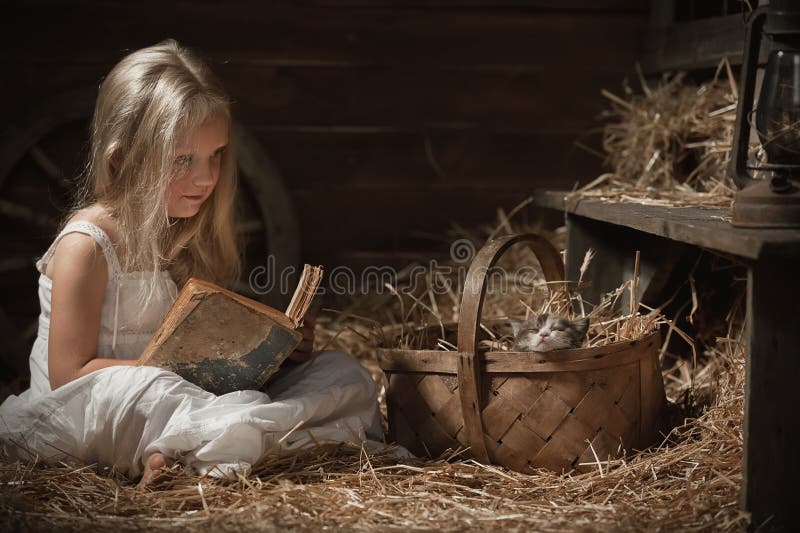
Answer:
0, 0, 647, 269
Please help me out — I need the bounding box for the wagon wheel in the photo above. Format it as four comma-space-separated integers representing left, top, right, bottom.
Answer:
0, 88, 300, 380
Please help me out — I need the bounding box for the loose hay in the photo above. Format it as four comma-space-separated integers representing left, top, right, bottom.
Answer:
327, 213, 669, 356
0, 335, 747, 531
1, 203, 749, 531
574, 59, 751, 208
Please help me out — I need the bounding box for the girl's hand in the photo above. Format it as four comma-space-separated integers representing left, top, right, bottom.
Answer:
287, 312, 317, 363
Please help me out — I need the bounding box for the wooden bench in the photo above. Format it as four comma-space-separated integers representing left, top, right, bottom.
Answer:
536, 190, 800, 529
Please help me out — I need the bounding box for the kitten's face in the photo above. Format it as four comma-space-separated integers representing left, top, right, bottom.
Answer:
508, 314, 589, 352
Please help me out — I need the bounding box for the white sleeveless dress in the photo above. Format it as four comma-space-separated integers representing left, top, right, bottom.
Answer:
0, 221, 383, 479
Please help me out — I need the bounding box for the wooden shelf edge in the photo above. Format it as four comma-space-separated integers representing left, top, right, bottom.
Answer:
533, 190, 800, 260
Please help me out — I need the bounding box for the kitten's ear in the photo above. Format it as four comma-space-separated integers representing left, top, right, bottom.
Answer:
572, 317, 590, 338
508, 317, 525, 337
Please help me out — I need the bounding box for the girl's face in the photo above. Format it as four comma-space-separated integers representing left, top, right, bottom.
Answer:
166, 114, 230, 218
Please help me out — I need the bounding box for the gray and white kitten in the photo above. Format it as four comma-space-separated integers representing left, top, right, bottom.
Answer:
508, 313, 589, 352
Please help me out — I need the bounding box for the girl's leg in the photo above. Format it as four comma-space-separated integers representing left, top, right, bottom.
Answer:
266, 350, 376, 400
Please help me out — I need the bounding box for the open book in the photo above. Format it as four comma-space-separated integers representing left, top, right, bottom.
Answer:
137, 264, 323, 394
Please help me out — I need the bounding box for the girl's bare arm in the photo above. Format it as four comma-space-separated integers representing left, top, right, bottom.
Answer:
47, 233, 136, 390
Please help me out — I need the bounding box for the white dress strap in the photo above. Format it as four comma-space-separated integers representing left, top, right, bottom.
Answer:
36, 220, 123, 279
35, 220, 124, 356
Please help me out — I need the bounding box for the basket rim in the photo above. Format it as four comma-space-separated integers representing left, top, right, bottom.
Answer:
376, 327, 659, 359
377, 329, 661, 374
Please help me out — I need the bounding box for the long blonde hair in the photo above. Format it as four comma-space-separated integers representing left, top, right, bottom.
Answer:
70, 39, 240, 304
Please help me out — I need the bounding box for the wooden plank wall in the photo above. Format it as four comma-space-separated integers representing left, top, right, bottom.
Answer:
0, 0, 648, 267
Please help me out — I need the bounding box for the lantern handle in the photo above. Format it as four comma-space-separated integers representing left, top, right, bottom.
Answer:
730, 7, 767, 190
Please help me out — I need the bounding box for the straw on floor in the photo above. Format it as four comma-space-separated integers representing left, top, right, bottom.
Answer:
1, 203, 749, 531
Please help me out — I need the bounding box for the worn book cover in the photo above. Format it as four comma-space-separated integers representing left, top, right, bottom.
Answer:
137, 265, 323, 394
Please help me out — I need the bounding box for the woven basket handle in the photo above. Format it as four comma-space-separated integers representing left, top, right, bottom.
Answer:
456, 233, 565, 463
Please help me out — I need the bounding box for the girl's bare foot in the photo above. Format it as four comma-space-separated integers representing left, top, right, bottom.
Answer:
137, 452, 173, 489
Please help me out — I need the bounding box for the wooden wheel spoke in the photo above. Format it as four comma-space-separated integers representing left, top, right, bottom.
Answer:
29, 144, 70, 189
236, 218, 264, 235
0, 199, 58, 229
22, 319, 39, 344
0, 256, 36, 274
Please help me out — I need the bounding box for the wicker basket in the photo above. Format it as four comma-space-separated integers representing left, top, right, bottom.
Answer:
377, 233, 667, 473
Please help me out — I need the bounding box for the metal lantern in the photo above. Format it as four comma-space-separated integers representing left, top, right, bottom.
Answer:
730, 0, 800, 228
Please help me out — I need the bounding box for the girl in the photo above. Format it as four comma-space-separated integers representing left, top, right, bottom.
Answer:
0, 40, 383, 487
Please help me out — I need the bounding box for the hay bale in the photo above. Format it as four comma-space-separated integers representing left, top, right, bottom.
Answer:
576, 60, 749, 208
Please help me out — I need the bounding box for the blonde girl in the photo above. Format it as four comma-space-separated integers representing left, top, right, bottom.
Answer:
0, 40, 382, 488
